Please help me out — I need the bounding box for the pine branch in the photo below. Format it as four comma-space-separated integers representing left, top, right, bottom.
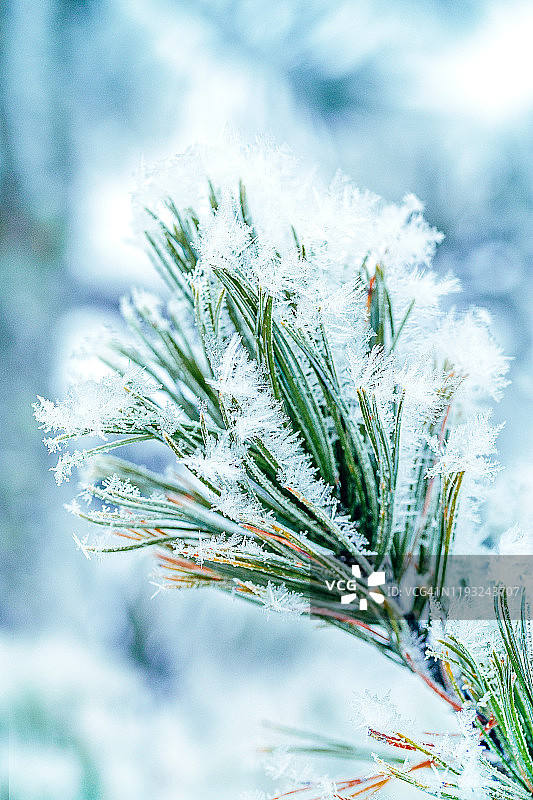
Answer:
34, 139, 513, 799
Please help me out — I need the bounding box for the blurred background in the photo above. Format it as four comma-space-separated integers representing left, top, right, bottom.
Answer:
1, 1, 532, 797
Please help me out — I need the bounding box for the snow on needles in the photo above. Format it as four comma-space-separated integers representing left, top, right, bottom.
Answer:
134, 137, 507, 413
34, 136, 524, 800
40, 136, 509, 564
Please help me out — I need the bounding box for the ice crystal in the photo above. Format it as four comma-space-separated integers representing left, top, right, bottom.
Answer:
352, 689, 414, 738
34, 368, 157, 439
428, 618, 499, 664
440, 708, 493, 799
51, 449, 87, 485
498, 523, 533, 555
255, 582, 308, 617
207, 334, 343, 523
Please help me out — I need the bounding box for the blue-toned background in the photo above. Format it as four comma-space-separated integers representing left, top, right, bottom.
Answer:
2, 2, 532, 797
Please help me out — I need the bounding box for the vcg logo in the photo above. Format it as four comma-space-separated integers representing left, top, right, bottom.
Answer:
326, 565, 386, 610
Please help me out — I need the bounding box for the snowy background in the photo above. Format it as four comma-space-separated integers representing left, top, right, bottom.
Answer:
1, 1, 532, 798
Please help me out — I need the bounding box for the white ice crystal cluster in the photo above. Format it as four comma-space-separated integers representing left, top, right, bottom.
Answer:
417, 707, 494, 800
34, 366, 183, 484
35, 367, 163, 436
201, 333, 364, 545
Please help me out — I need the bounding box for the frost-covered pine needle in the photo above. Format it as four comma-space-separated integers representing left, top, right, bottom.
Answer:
35, 136, 510, 650
35, 137, 521, 800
